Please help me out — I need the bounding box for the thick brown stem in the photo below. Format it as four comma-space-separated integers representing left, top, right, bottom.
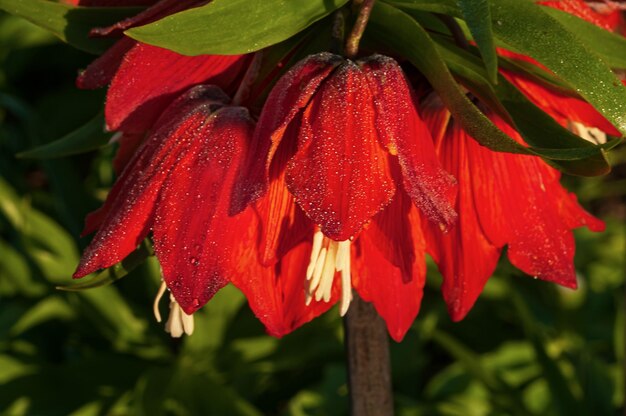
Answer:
344, 0, 375, 59
344, 292, 394, 416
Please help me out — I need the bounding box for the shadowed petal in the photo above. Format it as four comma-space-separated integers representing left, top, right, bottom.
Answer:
112, 131, 145, 175
76, 37, 135, 90
421, 104, 500, 321
90, 0, 207, 37
363, 185, 419, 282
75, 85, 228, 277
287, 61, 396, 240
255, 120, 313, 265
230, 238, 338, 338
361, 55, 457, 231
153, 106, 255, 313
353, 217, 426, 342
106, 42, 247, 132
232, 52, 343, 213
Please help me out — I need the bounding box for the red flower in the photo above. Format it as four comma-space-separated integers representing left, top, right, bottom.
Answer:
230, 53, 457, 341
420, 95, 605, 321
74, 85, 256, 336
72, 0, 248, 173
501, 0, 623, 140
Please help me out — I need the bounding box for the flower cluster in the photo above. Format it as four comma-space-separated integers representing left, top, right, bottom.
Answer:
72, 0, 620, 341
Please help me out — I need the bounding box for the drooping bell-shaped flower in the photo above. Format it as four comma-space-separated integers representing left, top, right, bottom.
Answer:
230, 52, 458, 341
500, 0, 623, 141
72, 0, 249, 174
74, 85, 256, 335
420, 94, 605, 321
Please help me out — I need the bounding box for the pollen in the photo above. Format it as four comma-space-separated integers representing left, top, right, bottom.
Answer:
153, 281, 195, 337
305, 229, 353, 316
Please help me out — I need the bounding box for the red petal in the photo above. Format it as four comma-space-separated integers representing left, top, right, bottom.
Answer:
232, 52, 342, 212
421, 103, 500, 321
112, 131, 145, 175
255, 121, 313, 265
230, 239, 337, 338
106, 43, 247, 132
287, 61, 396, 240
362, 186, 422, 282
153, 106, 255, 313
361, 55, 457, 230
76, 37, 135, 90
467, 113, 603, 288
540, 0, 618, 30
353, 218, 426, 342
90, 0, 207, 38
503, 70, 620, 136
75, 85, 227, 277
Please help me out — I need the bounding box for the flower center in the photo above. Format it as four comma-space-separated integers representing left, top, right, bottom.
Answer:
153, 281, 195, 337
305, 230, 353, 316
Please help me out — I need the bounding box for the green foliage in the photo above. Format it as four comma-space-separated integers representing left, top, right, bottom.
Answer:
126, 0, 349, 56
0, 0, 143, 54
0, 2, 624, 415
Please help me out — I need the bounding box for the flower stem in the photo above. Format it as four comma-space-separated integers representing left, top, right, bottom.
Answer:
344, 292, 394, 416
344, 0, 375, 59
232, 52, 263, 106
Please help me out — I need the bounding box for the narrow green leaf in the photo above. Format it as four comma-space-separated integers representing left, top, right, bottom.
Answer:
457, 0, 498, 83
511, 290, 584, 415
0, 0, 142, 54
542, 6, 626, 69
433, 36, 614, 175
17, 113, 111, 159
10, 296, 75, 336
488, 0, 626, 135
368, 2, 526, 155
384, 0, 458, 15
498, 56, 577, 97
369, 2, 616, 175
57, 240, 153, 291
126, 0, 348, 56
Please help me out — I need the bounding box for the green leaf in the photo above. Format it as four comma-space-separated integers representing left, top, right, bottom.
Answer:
57, 240, 153, 291
367, 3, 612, 175
384, 0, 458, 15
369, 3, 524, 153
457, 0, 498, 83
510, 290, 584, 415
488, 0, 626, 135
542, 6, 626, 69
126, 0, 348, 56
17, 113, 111, 159
10, 296, 75, 336
0, 0, 143, 54
433, 36, 614, 175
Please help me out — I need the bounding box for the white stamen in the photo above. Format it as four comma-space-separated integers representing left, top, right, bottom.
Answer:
568, 121, 607, 145
305, 230, 353, 315
338, 241, 352, 317
153, 281, 167, 323
108, 131, 123, 145
306, 231, 325, 280
165, 293, 195, 338
153, 280, 194, 337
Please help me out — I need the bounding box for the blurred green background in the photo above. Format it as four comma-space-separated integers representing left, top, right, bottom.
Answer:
1, 11, 624, 416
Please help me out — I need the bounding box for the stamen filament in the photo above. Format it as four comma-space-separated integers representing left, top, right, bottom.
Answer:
153, 281, 167, 323
153, 280, 195, 337
305, 230, 353, 316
